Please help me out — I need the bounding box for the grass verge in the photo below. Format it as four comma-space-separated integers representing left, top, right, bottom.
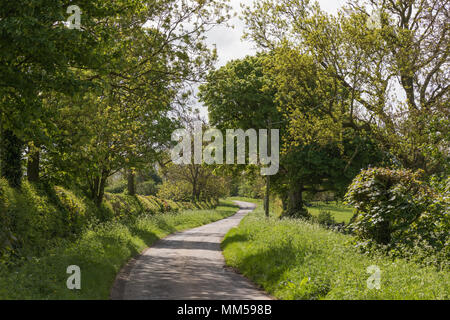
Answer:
0, 200, 238, 300
222, 200, 449, 300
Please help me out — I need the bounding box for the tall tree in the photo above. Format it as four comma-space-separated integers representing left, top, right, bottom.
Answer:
0, 0, 139, 186
199, 55, 381, 216
40, 0, 230, 206
242, 0, 449, 175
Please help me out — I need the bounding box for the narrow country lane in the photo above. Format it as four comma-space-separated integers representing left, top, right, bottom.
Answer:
111, 201, 271, 300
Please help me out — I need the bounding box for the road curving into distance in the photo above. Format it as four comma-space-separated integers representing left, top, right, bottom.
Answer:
111, 201, 271, 300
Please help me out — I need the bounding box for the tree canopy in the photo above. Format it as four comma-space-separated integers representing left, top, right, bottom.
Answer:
199, 54, 383, 216
242, 0, 449, 175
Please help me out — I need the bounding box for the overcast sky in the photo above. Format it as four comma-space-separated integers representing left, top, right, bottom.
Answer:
205, 0, 347, 68
196, 0, 347, 117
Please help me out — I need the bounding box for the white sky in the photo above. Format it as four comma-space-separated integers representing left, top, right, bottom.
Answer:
197, 0, 347, 117
205, 0, 347, 68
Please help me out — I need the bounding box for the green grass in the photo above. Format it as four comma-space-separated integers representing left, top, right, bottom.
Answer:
222, 200, 449, 300
0, 200, 238, 300
228, 197, 355, 224
307, 202, 354, 224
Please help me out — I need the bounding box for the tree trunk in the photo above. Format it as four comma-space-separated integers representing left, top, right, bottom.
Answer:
288, 187, 303, 211
192, 181, 197, 201
90, 173, 108, 208
97, 175, 107, 207
91, 176, 100, 201
127, 170, 135, 196
27, 148, 40, 183
284, 183, 309, 218
0, 129, 23, 188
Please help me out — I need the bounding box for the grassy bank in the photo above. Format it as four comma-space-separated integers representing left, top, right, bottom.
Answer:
0, 201, 237, 300
0, 179, 218, 264
222, 200, 449, 300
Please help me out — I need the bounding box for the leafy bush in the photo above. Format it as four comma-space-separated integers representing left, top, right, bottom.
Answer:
104, 193, 143, 219
0, 178, 217, 264
136, 180, 158, 196
346, 168, 449, 263
0, 179, 17, 262
135, 195, 163, 213
0, 180, 74, 260
157, 180, 192, 202
53, 186, 91, 234
237, 175, 265, 199
314, 210, 337, 226
105, 179, 127, 194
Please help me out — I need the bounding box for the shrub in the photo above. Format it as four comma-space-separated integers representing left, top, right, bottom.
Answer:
136, 180, 158, 196
0, 180, 75, 259
105, 179, 127, 194
346, 168, 449, 263
157, 180, 192, 202
315, 210, 336, 226
53, 186, 90, 234
0, 179, 16, 262
135, 195, 161, 213
0, 176, 222, 266
282, 206, 311, 219
237, 175, 265, 199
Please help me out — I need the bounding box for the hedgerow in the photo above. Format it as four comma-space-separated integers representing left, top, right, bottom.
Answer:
345, 168, 449, 266
0, 178, 216, 265
0, 201, 238, 299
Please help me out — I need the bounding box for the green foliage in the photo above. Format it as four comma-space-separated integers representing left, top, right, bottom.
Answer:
105, 180, 128, 194
135, 180, 158, 196
0, 180, 69, 259
1, 0, 231, 202
200, 54, 383, 217
236, 174, 265, 199
53, 186, 90, 235
0, 201, 238, 299
0, 179, 17, 261
103, 194, 145, 220
159, 163, 230, 202
242, 0, 449, 174
0, 130, 23, 188
346, 168, 449, 264
282, 205, 311, 219
307, 202, 354, 224
199, 54, 280, 129
157, 180, 193, 202
313, 210, 337, 227
0, 177, 217, 264
222, 202, 449, 300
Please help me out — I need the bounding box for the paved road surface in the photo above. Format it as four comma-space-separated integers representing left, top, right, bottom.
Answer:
111, 201, 271, 300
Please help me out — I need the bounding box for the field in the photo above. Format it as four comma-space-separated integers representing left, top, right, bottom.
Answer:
229, 196, 355, 224
307, 202, 354, 224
